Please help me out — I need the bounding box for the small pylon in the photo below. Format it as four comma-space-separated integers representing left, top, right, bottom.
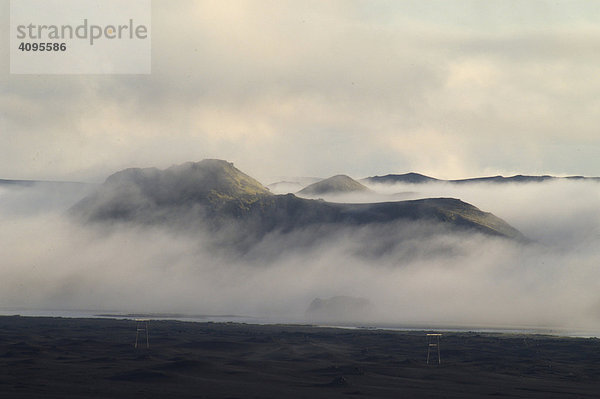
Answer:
135, 319, 150, 349
426, 333, 442, 365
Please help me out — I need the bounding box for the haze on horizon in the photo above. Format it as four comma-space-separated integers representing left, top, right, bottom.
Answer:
2, 0, 600, 183
0, 165, 599, 332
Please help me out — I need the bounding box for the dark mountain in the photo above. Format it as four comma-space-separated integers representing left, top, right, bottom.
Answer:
363, 173, 439, 185
364, 173, 600, 185
71, 160, 526, 249
298, 175, 370, 196
71, 160, 271, 223
450, 175, 600, 184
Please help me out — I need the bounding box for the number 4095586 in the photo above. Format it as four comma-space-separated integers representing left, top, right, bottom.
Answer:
18, 42, 66, 51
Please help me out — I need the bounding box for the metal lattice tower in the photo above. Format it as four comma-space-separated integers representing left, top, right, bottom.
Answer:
426, 333, 442, 365
134, 319, 150, 349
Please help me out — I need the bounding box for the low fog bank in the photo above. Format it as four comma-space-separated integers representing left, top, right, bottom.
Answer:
1, 181, 599, 331
0, 183, 95, 217
294, 190, 418, 204
362, 179, 600, 248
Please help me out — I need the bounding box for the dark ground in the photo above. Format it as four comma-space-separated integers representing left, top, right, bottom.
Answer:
1, 316, 599, 398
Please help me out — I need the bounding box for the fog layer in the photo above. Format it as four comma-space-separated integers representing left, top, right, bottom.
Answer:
1, 180, 599, 331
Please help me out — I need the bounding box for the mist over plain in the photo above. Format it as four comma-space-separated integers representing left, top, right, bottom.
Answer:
1, 178, 599, 332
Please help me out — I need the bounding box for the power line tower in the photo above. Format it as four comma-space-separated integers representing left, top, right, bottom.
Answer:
426, 333, 442, 365
135, 319, 150, 349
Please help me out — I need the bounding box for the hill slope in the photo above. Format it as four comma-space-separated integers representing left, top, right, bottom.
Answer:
72, 159, 272, 222
298, 175, 370, 195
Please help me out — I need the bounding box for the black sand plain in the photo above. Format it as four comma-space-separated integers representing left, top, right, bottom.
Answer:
1, 316, 600, 398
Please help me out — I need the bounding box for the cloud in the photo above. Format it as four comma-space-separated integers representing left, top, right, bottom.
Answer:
2, 0, 600, 181
360, 179, 600, 248
0, 179, 599, 333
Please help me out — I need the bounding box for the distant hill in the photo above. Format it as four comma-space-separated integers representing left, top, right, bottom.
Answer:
298, 175, 370, 195
0, 179, 38, 187
0, 179, 88, 188
364, 173, 600, 185
449, 175, 600, 184
363, 173, 438, 184
71, 160, 526, 251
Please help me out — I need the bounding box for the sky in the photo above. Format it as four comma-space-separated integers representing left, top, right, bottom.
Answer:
2, 0, 600, 183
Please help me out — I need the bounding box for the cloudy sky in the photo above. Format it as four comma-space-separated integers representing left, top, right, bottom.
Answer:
2, 0, 600, 183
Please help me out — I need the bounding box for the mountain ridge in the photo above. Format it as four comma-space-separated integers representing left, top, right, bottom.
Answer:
363, 173, 600, 185
70, 160, 527, 249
